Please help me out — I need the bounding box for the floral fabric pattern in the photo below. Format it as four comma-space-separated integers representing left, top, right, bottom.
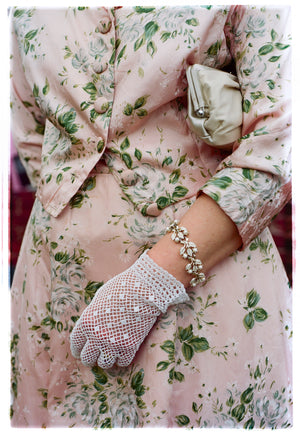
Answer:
10, 5, 292, 429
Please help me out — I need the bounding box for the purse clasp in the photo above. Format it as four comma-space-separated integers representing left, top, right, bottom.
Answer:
195, 106, 209, 118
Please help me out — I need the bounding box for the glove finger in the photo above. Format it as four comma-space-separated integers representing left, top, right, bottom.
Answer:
97, 347, 117, 369
70, 321, 87, 358
80, 340, 100, 367
116, 349, 136, 367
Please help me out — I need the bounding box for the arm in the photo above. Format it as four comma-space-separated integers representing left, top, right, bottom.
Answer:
148, 193, 242, 287
201, 5, 291, 249
150, 5, 292, 284
10, 11, 45, 189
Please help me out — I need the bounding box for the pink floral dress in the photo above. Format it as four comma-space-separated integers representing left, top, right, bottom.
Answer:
10, 5, 292, 428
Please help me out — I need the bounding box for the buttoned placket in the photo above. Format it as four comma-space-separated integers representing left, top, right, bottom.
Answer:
90, 9, 115, 157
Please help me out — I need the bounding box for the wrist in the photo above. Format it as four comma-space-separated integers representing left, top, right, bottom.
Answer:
134, 251, 189, 311
147, 233, 196, 288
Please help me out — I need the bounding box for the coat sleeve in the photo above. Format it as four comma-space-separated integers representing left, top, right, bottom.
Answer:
10, 12, 45, 190
200, 5, 291, 249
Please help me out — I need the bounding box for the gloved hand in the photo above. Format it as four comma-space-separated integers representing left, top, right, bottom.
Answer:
70, 250, 189, 368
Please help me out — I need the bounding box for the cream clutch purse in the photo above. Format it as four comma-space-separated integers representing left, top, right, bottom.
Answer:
186, 64, 243, 150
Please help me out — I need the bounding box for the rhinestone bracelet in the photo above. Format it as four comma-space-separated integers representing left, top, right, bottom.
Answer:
166, 220, 206, 287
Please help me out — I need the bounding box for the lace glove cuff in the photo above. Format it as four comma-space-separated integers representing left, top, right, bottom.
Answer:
132, 250, 189, 313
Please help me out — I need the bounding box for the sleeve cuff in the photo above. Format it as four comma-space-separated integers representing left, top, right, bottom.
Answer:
200, 167, 291, 249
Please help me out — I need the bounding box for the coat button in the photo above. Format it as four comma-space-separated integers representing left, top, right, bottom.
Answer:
144, 203, 162, 217
94, 97, 110, 114
121, 170, 138, 186
92, 61, 108, 74
98, 18, 112, 34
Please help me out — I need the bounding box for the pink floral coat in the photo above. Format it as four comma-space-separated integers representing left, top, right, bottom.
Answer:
10, 5, 292, 429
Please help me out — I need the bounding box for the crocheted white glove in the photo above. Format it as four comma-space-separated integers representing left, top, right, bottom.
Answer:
70, 251, 189, 368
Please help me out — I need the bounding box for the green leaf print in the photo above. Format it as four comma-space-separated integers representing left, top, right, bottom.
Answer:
189, 337, 210, 352
161, 32, 171, 42
22, 100, 33, 108
134, 34, 146, 51
156, 361, 171, 371
174, 371, 185, 382
254, 126, 268, 136
244, 418, 255, 429
131, 369, 147, 398
56, 173, 63, 184
268, 55, 281, 63
25, 29, 38, 40
134, 6, 156, 13
240, 386, 254, 404
134, 96, 148, 109
176, 415, 190, 426
54, 251, 69, 264
160, 340, 175, 355
258, 44, 274, 56
69, 192, 84, 208
246, 289, 260, 308
206, 40, 222, 56
100, 418, 112, 428
144, 21, 159, 40
80, 101, 91, 111
120, 137, 130, 151
243, 312, 255, 331
138, 67, 144, 78
156, 196, 171, 210
172, 185, 188, 200
147, 40, 157, 57
275, 42, 290, 50
123, 103, 134, 116
169, 169, 181, 184
241, 289, 268, 331
178, 325, 193, 341
121, 152, 133, 169
58, 108, 79, 134
83, 82, 97, 96
267, 95, 278, 103
117, 45, 126, 64
82, 176, 96, 191
243, 99, 251, 113
14, 8, 26, 17
134, 148, 142, 161
42, 78, 50, 95
84, 280, 103, 304
271, 28, 278, 41
33, 83, 39, 98
131, 369, 144, 390
35, 122, 45, 135
178, 324, 210, 363
254, 307, 268, 322
210, 176, 232, 189
185, 18, 199, 26
182, 342, 194, 361
266, 79, 275, 89
92, 366, 108, 385
97, 139, 105, 153
208, 192, 220, 202
250, 91, 265, 101
162, 156, 173, 166
231, 403, 246, 422
242, 168, 255, 181
136, 108, 148, 118
157, 339, 185, 384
